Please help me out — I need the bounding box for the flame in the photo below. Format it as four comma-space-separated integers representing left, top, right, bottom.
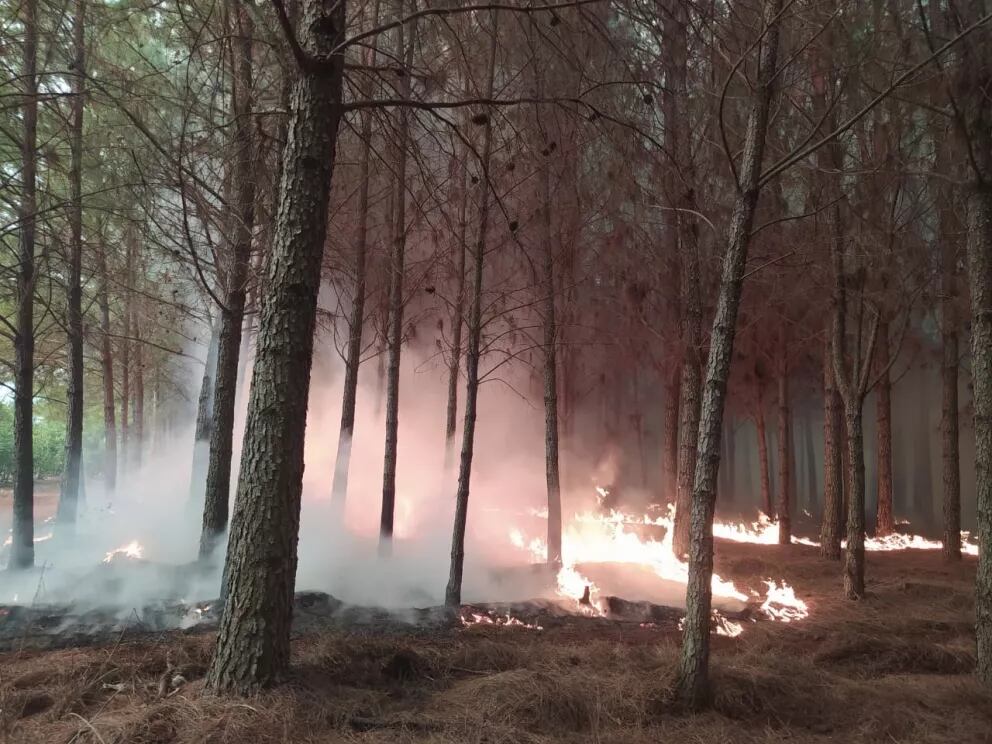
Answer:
759, 580, 809, 622
460, 612, 543, 630
103, 540, 144, 563
710, 513, 978, 556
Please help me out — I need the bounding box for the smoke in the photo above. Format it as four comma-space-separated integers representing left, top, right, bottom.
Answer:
1, 318, 575, 612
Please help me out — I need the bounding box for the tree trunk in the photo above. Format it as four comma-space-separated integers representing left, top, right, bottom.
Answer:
120, 248, 132, 470
445, 11, 497, 608
936, 156, 962, 561
204, 0, 346, 695
380, 2, 414, 552
10, 0, 38, 570
777, 337, 791, 545
57, 0, 86, 527
755, 398, 772, 517
189, 324, 220, 506
134, 326, 145, 466
967, 183, 992, 684
97, 242, 117, 498
874, 320, 894, 536
329, 9, 377, 511
444, 115, 470, 471
675, 0, 781, 707
200, 0, 256, 560
666, 0, 700, 559
820, 338, 843, 559
843, 406, 867, 598
663, 369, 680, 506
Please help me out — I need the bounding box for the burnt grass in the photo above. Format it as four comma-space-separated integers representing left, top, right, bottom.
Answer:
1, 541, 989, 743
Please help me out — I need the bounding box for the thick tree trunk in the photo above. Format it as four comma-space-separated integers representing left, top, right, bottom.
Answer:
675, 0, 780, 707
755, 399, 772, 517
820, 338, 843, 559
445, 13, 497, 608
97, 243, 117, 497
11, 0, 39, 570
120, 248, 132, 470
200, 1, 256, 560
666, 0, 700, 559
204, 0, 346, 695
330, 0, 379, 511
777, 341, 791, 545
967, 184, 992, 684
874, 320, 894, 535
189, 324, 220, 506
380, 3, 414, 552
57, 0, 86, 527
843, 407, 867, 599
663, 370, 680, 506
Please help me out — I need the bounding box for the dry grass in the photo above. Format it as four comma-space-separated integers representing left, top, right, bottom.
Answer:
2, 542, 990, 743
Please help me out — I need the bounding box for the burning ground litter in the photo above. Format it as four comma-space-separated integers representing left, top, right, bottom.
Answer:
0, 541, 986, 744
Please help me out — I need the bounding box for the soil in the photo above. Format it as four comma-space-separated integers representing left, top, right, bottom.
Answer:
0, 540, 987, 743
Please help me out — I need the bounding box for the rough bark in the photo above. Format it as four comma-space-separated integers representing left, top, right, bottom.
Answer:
445, 13, 497, 608
380, 3, 414, 551
843, 407, 867, 598
675, 0, 781, 707
134, 326, 144, 466
663, 370, 680, 506
968, 185, 992, 684
10, 0, 38, 570
97, 242, 117, 497
57, 0, 86, 527
189, 324, 220, 506
330, 0, 379, 511
200, 0, 256, 560
120, 245, 132, 469
874, 319, 894, 536
204, 0, 346, 695
820, 337, 843, 559
776, 354, 791, 545
666, 0, 701, 559
755, 396, 772, 517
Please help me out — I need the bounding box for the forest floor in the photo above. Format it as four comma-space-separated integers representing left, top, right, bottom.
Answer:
0, 541, 987, 744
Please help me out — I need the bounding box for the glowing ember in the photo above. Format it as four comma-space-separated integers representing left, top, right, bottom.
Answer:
460, 612, 543, 630
759, 580, 809, 622
103, 540, 144, 563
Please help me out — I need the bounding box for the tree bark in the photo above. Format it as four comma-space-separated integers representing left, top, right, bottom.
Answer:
97, 242, 117, 497
843, 406, 867, 598
446, 12, 497, 608
330, 0, 379, 511
663, 369, 680, 506
204, 0, 346, 695
200, 0, 256, 560
820, 337, 843, 559
874, 319, 894, 536
755, 395, 772, 517
380, 2, 414, 552
968, 184, 992, 684
666, 0, 700, 559
57, 0, 86, 527
10, 0, 39, 570
675, 0, 781, 707
134, 325, 144, 466
444, 113, 470, 471
189, 323, 220, 506
777, 329, 791, 544
120, 245, 132, 470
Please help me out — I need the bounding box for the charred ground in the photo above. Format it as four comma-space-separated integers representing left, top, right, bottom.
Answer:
1, 541, 986, 744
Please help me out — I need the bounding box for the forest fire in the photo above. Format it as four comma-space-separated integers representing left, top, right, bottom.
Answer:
509, 491, 807, 627
102, 540, 144, 563
709, 512, 979, 555
459, 612, 543, 630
